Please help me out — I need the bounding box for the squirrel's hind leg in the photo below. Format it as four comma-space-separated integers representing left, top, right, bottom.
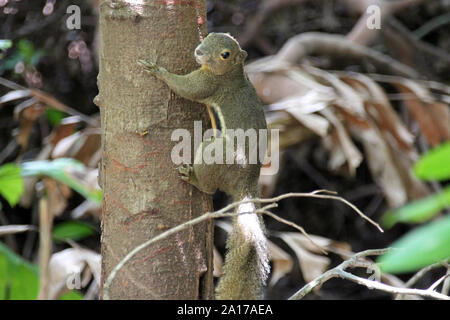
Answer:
178, 139, 226, 194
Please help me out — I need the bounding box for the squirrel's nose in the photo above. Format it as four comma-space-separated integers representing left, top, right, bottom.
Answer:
195, 49, 204, 56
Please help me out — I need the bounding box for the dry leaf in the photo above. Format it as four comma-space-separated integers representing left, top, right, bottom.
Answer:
47, 248, 100, 300
48, 116, 80, 146
284, 107, 330, 137
213, 246, 223, 277
358, 129, 409, 207
71, 130, 101, 165
14, 102, 45, 149
0, 225, 35, 236
279, 232, 330, 282
0, 89, 30, 105
322, 132, 347, 171
44, 178, 71, 217
305, 66, 365, 116
321, 108, 363, 175
341, 73, 414, 151
51, 132, 82, 159
71, 199, 101, 220
394, 80, 444, 146
268, 240, 293, 286
277, 232, 352, 283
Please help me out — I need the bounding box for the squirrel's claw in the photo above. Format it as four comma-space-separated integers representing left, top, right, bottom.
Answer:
178, 164, 192, 177
138, 59, 158, 73
178, 164, 197, 184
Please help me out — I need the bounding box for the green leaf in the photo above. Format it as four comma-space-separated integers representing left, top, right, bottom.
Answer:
378, 215, 450, 274
58, 290, 84, 300
53, 221, 96, 242
381, 186, 450, 228
17, 39, 35, 62
20, 158, 102, 204
2, 55, 22, 71
30, 49, 45, 67
414, 141, 450, 181
0, 40, 12, 50
0, 251, 7, 300
8, 264, 39, 300
0, 243, 39, 300
0, 163, 24, 207
45, 108, 67, 126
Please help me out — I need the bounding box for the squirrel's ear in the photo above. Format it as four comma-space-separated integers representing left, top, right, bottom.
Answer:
237, 49, 247, 63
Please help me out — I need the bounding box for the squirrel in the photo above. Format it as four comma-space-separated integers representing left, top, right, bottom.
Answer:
138, 32, 269, 300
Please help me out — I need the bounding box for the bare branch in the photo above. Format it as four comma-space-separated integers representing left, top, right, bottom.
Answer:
0, 77, 99, 127
260, 209, 327, 254
289, 249, 450, 300
0, 225, 36, 236
344, 0, 426, 45
252, 191, 383, 232
103, 189, 379, 299
442, 267, 450, 296
239, 0, 308, 47
428, 274, 450, 292
274, 32, 419, 78
339, 270, 449, 300
405, 259, 449, 288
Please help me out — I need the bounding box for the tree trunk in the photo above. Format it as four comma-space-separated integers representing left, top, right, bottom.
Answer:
97, 0, 214, 299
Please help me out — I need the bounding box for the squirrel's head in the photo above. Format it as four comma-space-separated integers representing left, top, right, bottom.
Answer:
194, 33, 248, 75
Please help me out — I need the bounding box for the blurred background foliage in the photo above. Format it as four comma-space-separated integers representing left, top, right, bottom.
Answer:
0, 0, 449, 299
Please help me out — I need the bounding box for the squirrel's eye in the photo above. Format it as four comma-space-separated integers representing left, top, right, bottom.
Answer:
220, 51, 230, 60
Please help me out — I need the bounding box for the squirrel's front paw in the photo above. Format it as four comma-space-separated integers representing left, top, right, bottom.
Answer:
178, 164, 194, 181
178, 164, 200, 186
138, 59, 161, 75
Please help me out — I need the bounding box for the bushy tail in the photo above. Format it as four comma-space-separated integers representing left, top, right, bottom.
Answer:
215, 197, 270, 300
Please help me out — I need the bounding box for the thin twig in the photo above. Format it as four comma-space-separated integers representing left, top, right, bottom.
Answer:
251, 191, 383, 232
386, 18, 450, 65
37, 197, 53, 300
339, 270, 449, 300
358, 73, 450, 95
103, 189, 377, 299
442, 267, 450, 296
345, 0, 426, 45
0, 77, 99, 127
260, 209, 327, 254
405, 259, 449, 288
428, 274, 450, 292
413, 12, 450, 39
0, 225, 36, 236
289, 249, 450, 300
239, 0, 308, 47
274, 32, 419, 78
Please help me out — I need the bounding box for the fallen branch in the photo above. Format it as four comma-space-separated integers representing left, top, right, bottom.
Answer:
0, 77, 99, 127
37, 197, 52, 300
394, 259, 449, 300
344, 0, 426, 45
357, 73, 450, 95
273, 32, 419, 78
289, 249, 450, 300
0, 224, 36, 236
386, 18, 450, 66
405, 259, 450, 289
239, 0, 308, 47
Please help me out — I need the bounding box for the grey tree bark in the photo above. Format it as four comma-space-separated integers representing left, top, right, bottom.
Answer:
97, 0, 214, 299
